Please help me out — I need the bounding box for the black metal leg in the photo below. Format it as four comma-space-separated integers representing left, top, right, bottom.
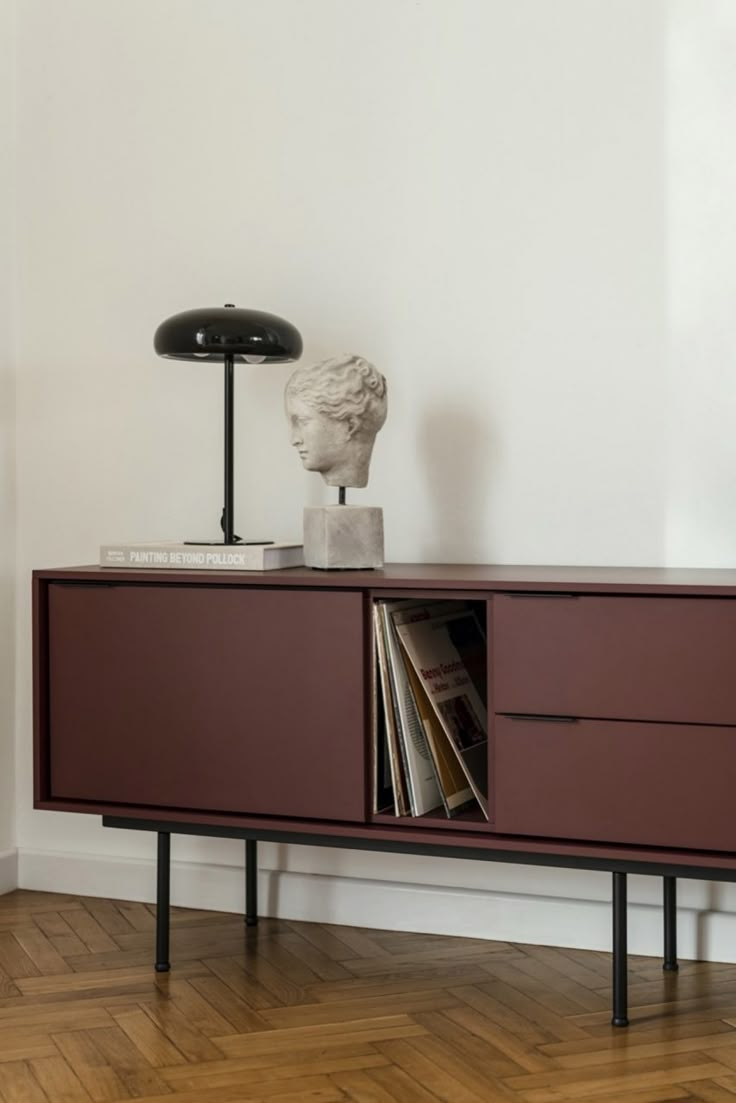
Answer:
612, 871, 628, 1026
155, 832, 171, 972
245, 838, 258, 927
663, 876, 679, 971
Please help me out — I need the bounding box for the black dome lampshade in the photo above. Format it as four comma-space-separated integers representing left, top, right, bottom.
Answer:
154, 304, 303, 545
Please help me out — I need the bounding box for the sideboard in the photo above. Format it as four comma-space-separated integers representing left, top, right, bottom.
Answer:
32, 563, 736, 1028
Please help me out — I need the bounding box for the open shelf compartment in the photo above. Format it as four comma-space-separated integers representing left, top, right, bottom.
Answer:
368, 591, 493, 831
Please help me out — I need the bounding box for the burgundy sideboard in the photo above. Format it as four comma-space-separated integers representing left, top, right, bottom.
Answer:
32, 563, 736, 1027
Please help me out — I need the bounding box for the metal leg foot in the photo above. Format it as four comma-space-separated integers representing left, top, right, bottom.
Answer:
612, 871, 628, 1027
155, 832, 171, 972
663, 876, 679, 972
245, 838, 258, 927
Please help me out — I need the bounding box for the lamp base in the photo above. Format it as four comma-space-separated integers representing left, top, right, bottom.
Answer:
184, 540, 275, 546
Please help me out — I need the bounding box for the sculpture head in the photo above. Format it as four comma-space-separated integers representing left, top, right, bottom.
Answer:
285, 354, 387, 488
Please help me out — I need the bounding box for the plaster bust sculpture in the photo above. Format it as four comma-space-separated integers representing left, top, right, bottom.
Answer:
285, 354, 387, 488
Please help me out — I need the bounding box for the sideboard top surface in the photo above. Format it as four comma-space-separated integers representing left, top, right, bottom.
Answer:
33, 562, 736, 595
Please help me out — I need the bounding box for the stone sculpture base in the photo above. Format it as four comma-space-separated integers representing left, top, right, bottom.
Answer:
304, 506, 384, 570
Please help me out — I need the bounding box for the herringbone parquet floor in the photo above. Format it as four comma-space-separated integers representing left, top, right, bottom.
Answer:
2, 891, 736, 1102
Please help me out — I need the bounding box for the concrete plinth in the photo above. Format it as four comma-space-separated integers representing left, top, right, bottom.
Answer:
304, 506, 384, 570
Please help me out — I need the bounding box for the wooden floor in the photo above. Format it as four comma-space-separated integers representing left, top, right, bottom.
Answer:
2, 893, 736, 1102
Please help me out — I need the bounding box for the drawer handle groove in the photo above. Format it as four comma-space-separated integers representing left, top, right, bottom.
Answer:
506, 592, 580, 599
504, 714, 579, 724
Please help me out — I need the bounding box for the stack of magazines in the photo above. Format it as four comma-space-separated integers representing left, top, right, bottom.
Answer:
373, 598, 489, 820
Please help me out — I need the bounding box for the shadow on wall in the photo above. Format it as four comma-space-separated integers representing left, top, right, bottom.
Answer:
0, 368, 13, 519
696, 881, 729, 964
415, 402, 495, 562
0, 365, 14, 849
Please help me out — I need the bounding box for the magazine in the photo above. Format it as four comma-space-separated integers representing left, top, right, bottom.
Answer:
371, 621, 394, 814
403, 659, 477, 816
394, 605, 489, 819
373, 603, 408, 816
377, 602, 444, 817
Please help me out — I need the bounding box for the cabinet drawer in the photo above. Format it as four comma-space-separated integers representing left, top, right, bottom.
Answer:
47, 582, 366, 821
493, 594, 736, 724
495, 715, 736, 851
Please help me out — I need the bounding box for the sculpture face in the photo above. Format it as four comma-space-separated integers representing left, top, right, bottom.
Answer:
286, 396, 352, 476
285, 355, 387, 489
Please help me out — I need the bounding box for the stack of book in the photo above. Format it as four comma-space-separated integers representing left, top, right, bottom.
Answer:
100, 541, 303, 571
372, 598, 489, 820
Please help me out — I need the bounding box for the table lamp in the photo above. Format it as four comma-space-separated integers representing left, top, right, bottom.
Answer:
154, 304, 303, 544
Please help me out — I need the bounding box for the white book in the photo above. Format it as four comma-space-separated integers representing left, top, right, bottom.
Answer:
373, 604, 408, 817
378, 601, 444, 817
100, 541, 303, 571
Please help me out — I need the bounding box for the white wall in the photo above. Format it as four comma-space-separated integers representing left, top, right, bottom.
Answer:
12, 0, 736, 956
666, 1, 736, 563
0, 0, 17, 892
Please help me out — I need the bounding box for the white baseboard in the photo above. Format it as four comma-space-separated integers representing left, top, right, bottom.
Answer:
17, 846, 736, 963
0, 848, 18, 895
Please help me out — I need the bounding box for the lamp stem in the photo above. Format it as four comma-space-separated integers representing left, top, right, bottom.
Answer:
223, 353, 235, 544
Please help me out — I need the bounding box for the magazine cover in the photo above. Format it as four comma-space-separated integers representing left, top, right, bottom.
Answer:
403, 658, 477, 816
394, 606, 489, 818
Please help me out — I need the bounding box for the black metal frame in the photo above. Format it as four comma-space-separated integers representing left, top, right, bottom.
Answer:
612, 872, 628, 1026
155, 832, 170, 973
664, 875, 679, 972
245, 838, 258, 927
103, 816, 735, 1027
